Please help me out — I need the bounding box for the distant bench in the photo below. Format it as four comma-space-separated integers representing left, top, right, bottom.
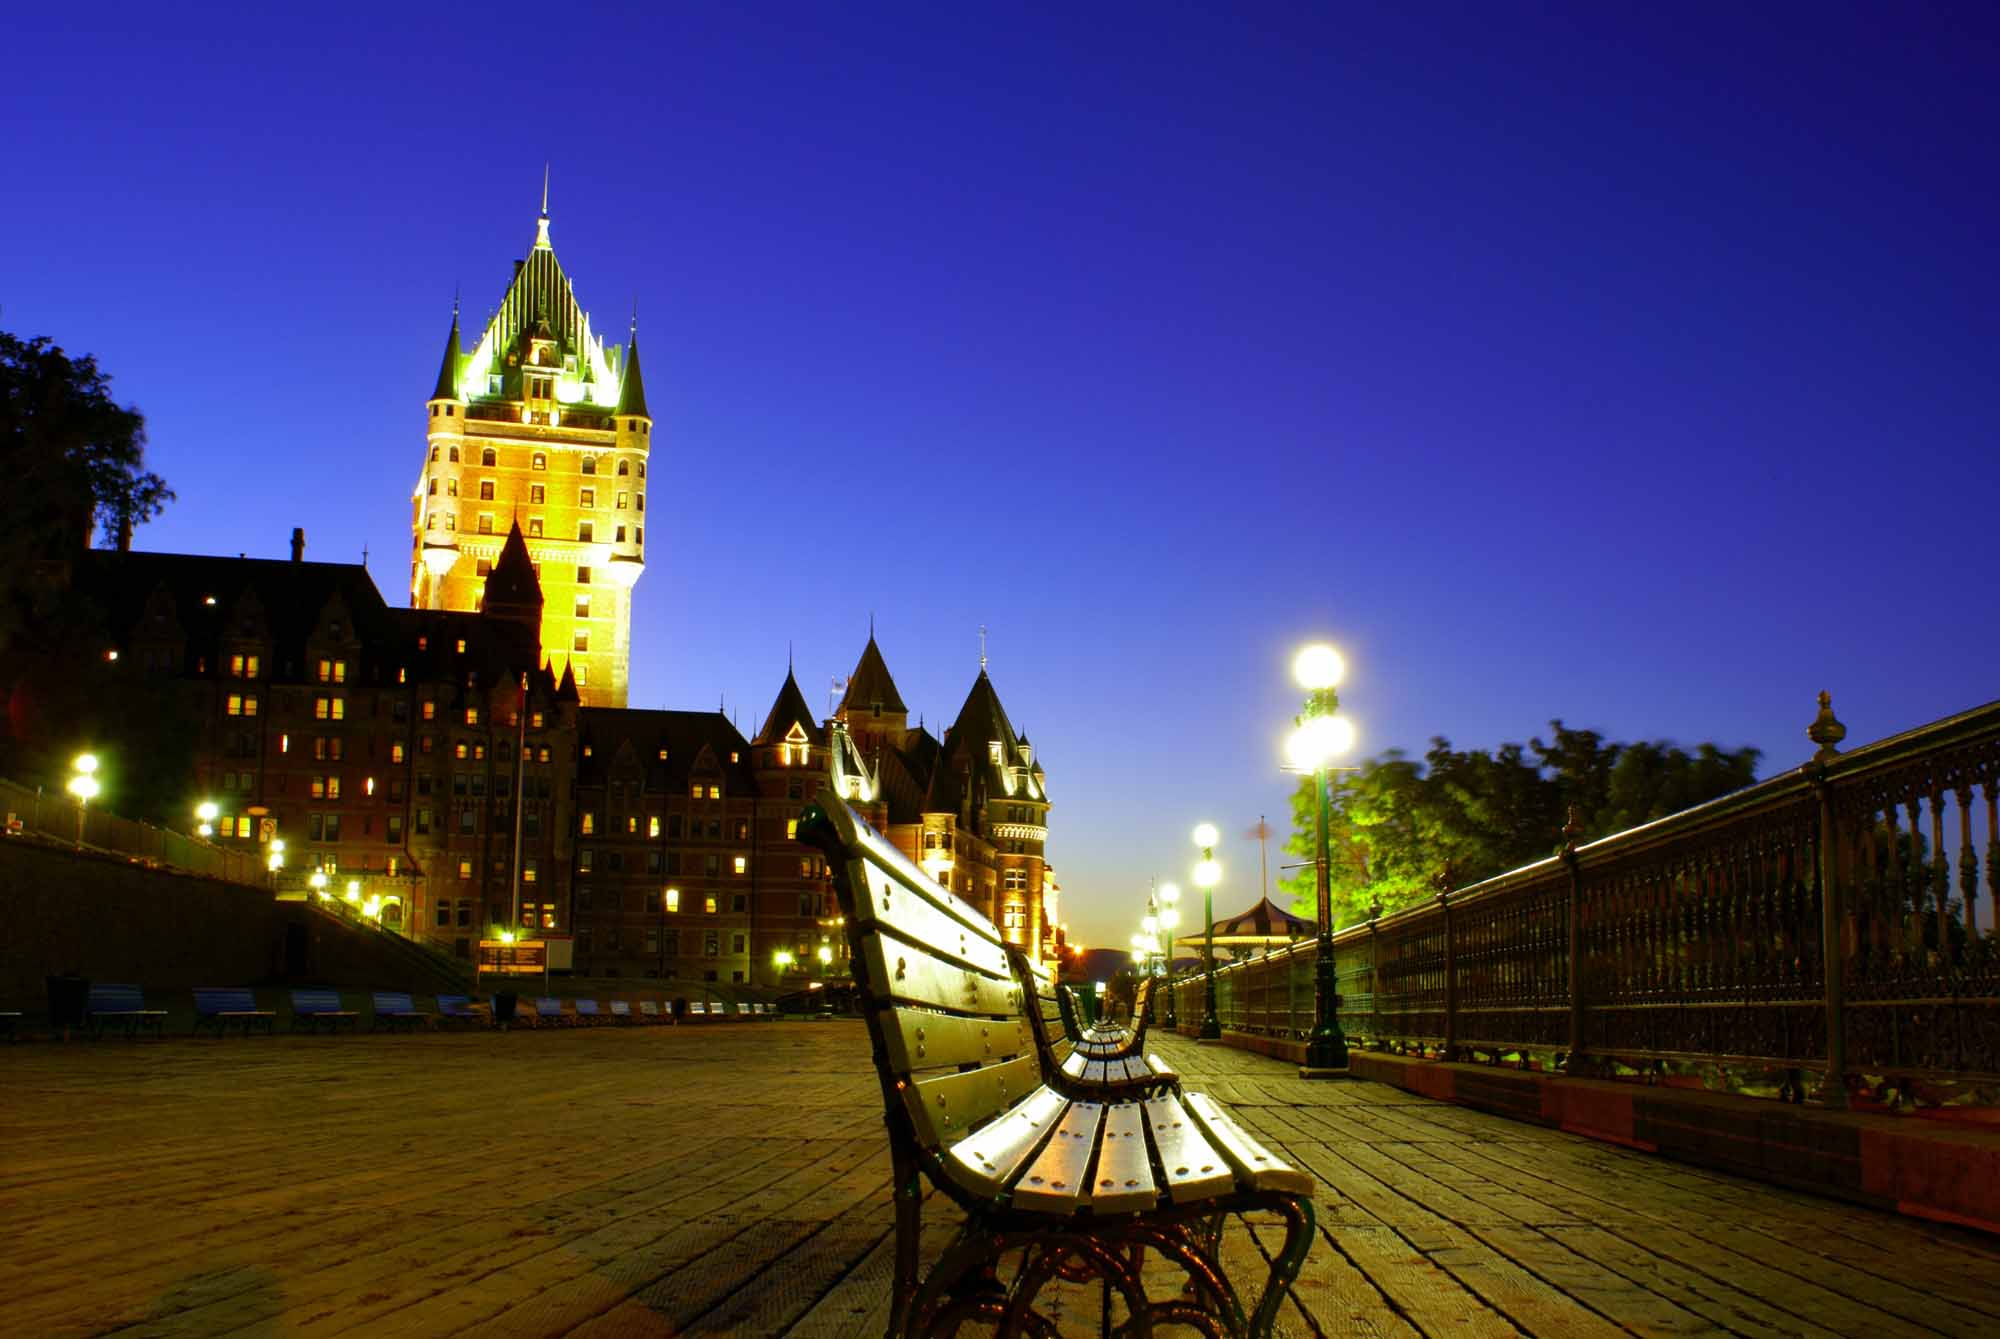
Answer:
194, 987, 276, 1037
87, 983, 166, 1040
371, 992, 434, 1030
290, 989, 358, 1033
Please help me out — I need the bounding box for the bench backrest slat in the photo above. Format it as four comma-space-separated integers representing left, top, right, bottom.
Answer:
640, 1000, 661, 1015
611, 1000, 632, 1015
535, 997, 561, 1012
195, 987, 259, 1014
89, 984, 147, 1012
291, 989, 344, 1012
801, 791, 1044, 1158
575, 999, 600, 1014
437, 994, 471, 1012
372, 991, 417, 1012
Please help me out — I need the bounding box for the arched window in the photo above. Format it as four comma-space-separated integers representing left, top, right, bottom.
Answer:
581, 456, 597, 475
532, 452, 547, 470
427, 479, 437, 496
481, 447, 496, 467
617, 459, 630, 476
448, 446, 460, 463
637, 462, 646, 478
430, 446, 439, 462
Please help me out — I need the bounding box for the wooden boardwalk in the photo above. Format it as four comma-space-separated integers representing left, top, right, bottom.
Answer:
2, 1023, 1995, 1337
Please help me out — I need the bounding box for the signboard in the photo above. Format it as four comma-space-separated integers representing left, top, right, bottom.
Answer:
540, 934, 574, 971
476, 939, 548, 975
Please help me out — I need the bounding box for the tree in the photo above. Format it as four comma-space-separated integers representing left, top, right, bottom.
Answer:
0, 331, 172, 650
1282, 722, 1760, 925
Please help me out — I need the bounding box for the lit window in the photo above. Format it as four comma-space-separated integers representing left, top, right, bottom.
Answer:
530, 484, 545, 504
787, 818, 798, 839
648, 816, 660, 838
391, 742, 405, 763
733, 856, 746, 875
422, 701, 436, 720
665, 888, 680, 912
465, 707, 479, 726
458, 860, 472, 879
616, 492, 628, 509
574, 595, 590, 619
523, 859, 537, 883
709, 785, 722, 800
581, 812, 596, 835
454, 742, 467, 759
529, 518, 543, 538
575, 666, 587, 686
530, 712, 543, 729
455, 639, 466, 654
705, 895, 717, 914
532, 452, 546, 470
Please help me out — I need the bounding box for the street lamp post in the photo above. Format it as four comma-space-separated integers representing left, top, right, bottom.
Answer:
1192, 823, 1222, 1039
1288, 643, 1357, 1076
195, 800, 219, 840
67, 754, 100, 850
1157, 882, 1181, 1029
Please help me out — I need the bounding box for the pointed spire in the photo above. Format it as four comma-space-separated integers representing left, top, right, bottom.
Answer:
534, 165, 553, 250
431, 304, 462, 401
840, 634, 908, 716
617, 325, 651, 418
757, 666, 825, 745
483, 520, 543, 618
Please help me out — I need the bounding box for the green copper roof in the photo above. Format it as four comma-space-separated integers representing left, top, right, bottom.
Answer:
431, 310, 461, 401
456, 215, 619, 407
618, 327, 651, 418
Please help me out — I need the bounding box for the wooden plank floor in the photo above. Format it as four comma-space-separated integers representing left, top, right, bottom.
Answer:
2, 1024, 1996, 1337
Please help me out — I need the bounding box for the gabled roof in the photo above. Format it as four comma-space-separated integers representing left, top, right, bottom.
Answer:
484, 521, 542, 610
431, 310, 461, 401
617, 327, 650, 418
839, 635, 907, 716
754, 669, 824, 746
576, 707, 756, 789
458, 212, 620, 408
939, 669, 1047, 805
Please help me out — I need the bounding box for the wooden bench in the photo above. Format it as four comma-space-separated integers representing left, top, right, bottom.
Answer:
289, 989, 358, 1033
800, 790, 1315, 1337
573, 999, 605, 1025
193, 987, 276, 1037
370, 991, 434, 1030
436, 994, 491, 1027
1065, 980, 1152, 1058
1012, 950, 1180, 1101
608, 1000, 638, 1024
638, 999, 668, 1024
87, 983, 166, 1040
686, 1000, 712, 1021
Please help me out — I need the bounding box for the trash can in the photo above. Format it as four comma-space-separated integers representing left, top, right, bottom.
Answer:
47, 974, 89, 1041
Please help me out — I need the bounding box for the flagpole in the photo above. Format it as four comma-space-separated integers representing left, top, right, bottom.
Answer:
1259, 815, 1269, 903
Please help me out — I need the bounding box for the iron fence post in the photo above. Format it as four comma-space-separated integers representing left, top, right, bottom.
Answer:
1560, 809, 1586, 1072
1809, 691, 1848, 1109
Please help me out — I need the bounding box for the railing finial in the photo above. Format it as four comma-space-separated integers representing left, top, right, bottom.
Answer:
1808, 689, 1846, 763
1560, 805, 1583, 858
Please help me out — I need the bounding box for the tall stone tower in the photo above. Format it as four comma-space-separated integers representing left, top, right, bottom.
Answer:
411, 203, 651, 707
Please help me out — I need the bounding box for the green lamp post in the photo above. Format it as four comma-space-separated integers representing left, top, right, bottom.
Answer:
1287, 643, 1357, 1075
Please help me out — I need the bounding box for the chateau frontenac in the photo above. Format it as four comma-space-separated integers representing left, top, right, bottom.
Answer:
62, 204, 1063, 983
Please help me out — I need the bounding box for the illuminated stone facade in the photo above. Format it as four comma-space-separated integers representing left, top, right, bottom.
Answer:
410, 209, 650, 708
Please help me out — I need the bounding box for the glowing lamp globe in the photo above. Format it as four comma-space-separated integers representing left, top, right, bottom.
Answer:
1191, 822, 1219, 849
1158, 882, 1180, 906
817, 944, 833, 965
1193, 857, 1222, 890
196, 801, 219, 824
1293, 644, 1345, 691
67, 775, 100, 802
1160, 907, 1181, 930
73, 753, 100, 776
1286, 714, 1356, 771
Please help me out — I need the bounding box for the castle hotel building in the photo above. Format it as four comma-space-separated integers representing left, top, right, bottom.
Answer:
70, 206, 1063, 983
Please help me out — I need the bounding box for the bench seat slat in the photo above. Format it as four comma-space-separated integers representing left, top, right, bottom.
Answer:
1089, 1101, 1156, 1214
1143, 1094, 1237, 1204
1011, 1100, 1102, 1213
945, 1085, 1067, 1194
903, 1053, 1041, 1148
1184, 1091, 1314, 1196
1059, 1050, 1088, 1080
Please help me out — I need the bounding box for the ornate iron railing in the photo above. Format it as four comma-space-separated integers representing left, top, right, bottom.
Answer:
1169, 695, 2000, 1105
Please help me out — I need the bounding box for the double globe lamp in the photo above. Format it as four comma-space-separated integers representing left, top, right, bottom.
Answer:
1287, 643, 1357, 1074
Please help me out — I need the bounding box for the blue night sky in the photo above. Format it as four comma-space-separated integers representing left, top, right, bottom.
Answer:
8, 4, 1996, 950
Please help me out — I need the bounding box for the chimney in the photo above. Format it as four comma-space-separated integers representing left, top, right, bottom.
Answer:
290, 528, 306, 563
